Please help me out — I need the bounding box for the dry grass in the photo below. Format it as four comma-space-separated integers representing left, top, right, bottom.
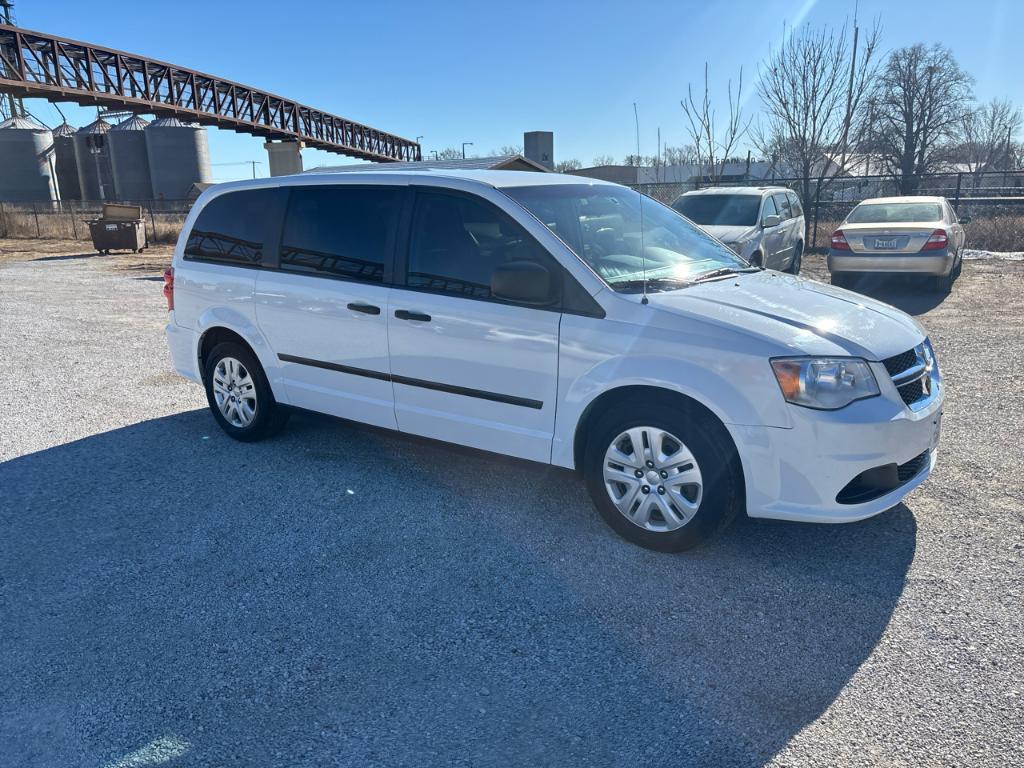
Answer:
0, 209, 187, 245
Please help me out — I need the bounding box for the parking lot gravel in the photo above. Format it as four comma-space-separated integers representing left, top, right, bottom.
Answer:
1, 239, 1022, 767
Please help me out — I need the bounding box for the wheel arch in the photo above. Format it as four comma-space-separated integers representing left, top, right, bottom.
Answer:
571, 384, 740, 474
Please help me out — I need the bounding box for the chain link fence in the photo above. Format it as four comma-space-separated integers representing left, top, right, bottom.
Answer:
0, 199, 193, 245
631, 171, 1024, 252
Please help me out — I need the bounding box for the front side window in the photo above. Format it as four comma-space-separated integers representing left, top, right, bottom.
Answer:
847, 202, 943, 223
407, 192, 553, 300
672, 194, 761, 227
185, 189, 274, 265
280, 186, 402, 283
504, 184, 747, 291
788, 192, 804, 217
773, 193, 793, 220
761, 194, 778, 221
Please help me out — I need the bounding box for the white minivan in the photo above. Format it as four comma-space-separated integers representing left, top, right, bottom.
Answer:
165, 170, 943, 551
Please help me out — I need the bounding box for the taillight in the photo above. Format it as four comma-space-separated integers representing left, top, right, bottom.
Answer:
921, 229, 948, 251
163, 267, 174, 311
830, 230, 851, 250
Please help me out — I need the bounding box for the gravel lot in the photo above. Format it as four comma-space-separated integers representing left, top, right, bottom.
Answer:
1, 239, 1022, 767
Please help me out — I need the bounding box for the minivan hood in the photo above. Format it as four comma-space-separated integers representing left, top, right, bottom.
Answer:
646, 271, 924, 360
700, 224, 757, 243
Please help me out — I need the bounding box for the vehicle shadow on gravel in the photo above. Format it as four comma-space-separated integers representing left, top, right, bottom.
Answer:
0, 410, 917, 768
842, 274, 948, 315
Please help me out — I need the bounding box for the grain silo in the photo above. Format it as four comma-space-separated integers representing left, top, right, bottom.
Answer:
145, 117, 212, 201
108, 115, 152, 201
0, 116, 58, 202
52, 121, 82, 201
74, 118, 114, 201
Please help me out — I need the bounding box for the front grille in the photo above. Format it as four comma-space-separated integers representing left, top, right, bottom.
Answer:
897, 451, 930, 482
883, 349, 918, 377
882, 345, 931, 408
897, 377, 924, 405
837, 450, 932, 504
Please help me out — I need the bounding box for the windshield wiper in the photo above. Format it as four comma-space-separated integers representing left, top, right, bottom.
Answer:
690, 266, 760, 283
607, 276, 691, 293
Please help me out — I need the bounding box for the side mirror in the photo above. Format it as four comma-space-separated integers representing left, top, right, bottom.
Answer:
491, 260, 557, 305
762, 214, 781, 228
959, 215, 971, 224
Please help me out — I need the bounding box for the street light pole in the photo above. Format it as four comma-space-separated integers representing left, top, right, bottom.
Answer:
462, 142, 473, 159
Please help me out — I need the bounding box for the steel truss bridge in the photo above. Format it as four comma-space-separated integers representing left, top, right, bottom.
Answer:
0, 23, 420, 162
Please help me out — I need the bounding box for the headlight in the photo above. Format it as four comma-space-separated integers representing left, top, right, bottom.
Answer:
770, 357, 880, 410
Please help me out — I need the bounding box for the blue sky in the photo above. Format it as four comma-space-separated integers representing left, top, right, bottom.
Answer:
15, 0, 1023, 180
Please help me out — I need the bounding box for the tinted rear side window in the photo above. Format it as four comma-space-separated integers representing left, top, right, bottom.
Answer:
185, 189, 274, 265
280, 187, 403, 283
407, 192, 552, 300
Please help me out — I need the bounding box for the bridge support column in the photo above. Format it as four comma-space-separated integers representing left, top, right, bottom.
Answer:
264, 140, 304, 177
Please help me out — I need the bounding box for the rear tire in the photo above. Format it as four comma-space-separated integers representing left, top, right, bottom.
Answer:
786, 241, 803, 274
582, 397, 742, 552
831, 272, 852, 288
203, 341, 289, 442
933, 271, 953, 294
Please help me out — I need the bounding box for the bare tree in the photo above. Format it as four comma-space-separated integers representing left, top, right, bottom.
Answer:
872, 43, 974, 193
554, 158, 582, 173
436, 147, 465, 160
592, 154, 617, 166
681, 63, 752, 183
754, 19, 882, 230
956, 98, 1022, 187
661, 145, 697, 166
495, 144, 523, 156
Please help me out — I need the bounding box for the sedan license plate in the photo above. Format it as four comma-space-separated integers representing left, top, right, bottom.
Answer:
874, 237, 898, 249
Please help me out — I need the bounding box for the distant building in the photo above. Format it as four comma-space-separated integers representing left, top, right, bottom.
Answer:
569, 160, 778, 187
310, 154, 550, 175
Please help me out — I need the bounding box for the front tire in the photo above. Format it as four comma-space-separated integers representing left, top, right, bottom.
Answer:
582, 399, 742, 552
203, 342, 288, 442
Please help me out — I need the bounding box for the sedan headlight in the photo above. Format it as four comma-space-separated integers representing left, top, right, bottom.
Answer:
770, 357, 880, 410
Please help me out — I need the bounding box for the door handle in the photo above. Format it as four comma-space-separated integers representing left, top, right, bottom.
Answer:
347, 303, 380, 315
395, 309, 431, 322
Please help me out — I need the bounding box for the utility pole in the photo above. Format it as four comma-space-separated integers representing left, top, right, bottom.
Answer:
462, 142, 473, 159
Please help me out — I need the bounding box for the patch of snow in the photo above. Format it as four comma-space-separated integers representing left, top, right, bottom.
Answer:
962, 249, 1024, 261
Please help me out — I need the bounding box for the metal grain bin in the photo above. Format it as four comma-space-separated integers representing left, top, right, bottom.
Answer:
53, 121, 82, 201
0, 115, 58, 202
108, 115, 153, 201
145, 117, 212, 202
74, 118, 114, 201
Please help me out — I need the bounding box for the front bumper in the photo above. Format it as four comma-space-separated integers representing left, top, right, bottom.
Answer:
828, 247, 953, 276
731, 366, 943, 523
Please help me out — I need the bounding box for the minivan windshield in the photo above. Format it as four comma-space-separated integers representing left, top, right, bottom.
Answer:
503, 184, 749, 291
847, 202, 943, 223
671, 194, 761, 227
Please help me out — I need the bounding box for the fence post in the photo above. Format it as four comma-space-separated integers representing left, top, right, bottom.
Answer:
812, 182, 822, 251
147, 203, 156, 245
32, 202, 40, 238
953, 173, 962, 213
70, 200, 78, 239
0, 201, 6, 238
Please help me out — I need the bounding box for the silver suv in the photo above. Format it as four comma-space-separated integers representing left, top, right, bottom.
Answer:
672, 186, 805, 273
